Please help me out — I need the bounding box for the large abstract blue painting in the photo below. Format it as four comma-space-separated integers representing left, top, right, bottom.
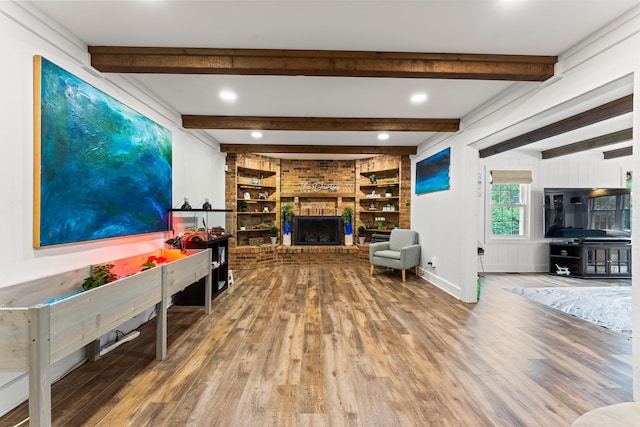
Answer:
34, 56, 172, 247
415, 147, 450, 195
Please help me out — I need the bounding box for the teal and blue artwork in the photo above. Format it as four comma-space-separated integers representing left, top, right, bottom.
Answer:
415, 147, 450, 195
35, 56, 172, 247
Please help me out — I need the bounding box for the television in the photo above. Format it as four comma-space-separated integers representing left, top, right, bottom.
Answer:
543, 188, 631, 239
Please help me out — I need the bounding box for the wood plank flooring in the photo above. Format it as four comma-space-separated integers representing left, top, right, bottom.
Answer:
0, 266, 632, 426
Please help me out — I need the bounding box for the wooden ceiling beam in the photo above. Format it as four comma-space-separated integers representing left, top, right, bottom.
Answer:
603, 146, 633, 159
220, 144, 417, 155
182, 115, 459, 132
479, 94, 634, 158
89, 46, 557, 81
541, 128, 633, 159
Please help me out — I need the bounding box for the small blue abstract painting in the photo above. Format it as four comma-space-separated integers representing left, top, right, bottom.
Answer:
34, 56, 172, 247
415, 147, 450, 195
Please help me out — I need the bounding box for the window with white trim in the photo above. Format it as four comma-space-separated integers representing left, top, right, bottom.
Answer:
489, 170, 532, 237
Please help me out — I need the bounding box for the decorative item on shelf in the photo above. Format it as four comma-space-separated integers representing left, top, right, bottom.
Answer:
375, 217, 385, 230
282, 203, 294, 246
257, 222, 268, 229
385, 187, 393, 197
237, 200, 248, 212
202, 198, 212, 210
184, 228, 208, 243
254, 207, 260, 212
263, 206, 270, 212
82, 264, 117, 291
369, 202, 377, 210
366, 190, 381, 199
252, 177, 259, 185
270, 225, 279, 245
258, 191, 269, 200
244, 192, 251, 200
180, 198, 192, 210
209, 226, 225, 239
369, 173, 377, 184
343, 206, 353, 246
555, 264, 570, 276
394, 221, 399, 228
358, 225, 366, 245
240, 223, 246, 231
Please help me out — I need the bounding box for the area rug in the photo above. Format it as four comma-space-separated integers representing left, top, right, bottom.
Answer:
504, 286, 632, 336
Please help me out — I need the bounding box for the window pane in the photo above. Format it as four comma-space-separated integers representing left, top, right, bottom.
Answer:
622, 194, 630, 209
492, 206, 523, 235
491, 184, 521, 204
623, 210, 631, 231
593, 195, 616, 210
591, 211, 615, 229
490, 184, 526, 236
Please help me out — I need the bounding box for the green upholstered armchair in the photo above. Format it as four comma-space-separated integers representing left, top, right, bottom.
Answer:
369, 229, 421, 282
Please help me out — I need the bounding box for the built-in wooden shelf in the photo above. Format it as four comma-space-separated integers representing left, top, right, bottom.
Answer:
237, 199, 277, 203
281, 193, 355, 198
237, 166, 277, 176
238, 184, 277, 190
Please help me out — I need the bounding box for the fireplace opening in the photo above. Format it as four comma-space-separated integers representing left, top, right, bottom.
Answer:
294, 216, 342, 246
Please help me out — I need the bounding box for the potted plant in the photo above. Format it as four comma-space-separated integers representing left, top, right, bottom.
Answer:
82, 263, 117, 291
369, 173, 377, 184
282, 203, 294, 246
385, 187, 393, 197
237, 200, 248, 212
357, 225, 366, 244
270, 225, 279, 244
342, 206, 354, 246
239, 222, 246, 231
394, 221, 400, 229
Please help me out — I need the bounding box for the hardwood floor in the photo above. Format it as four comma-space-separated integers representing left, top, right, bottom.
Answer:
0, 266, 632, 426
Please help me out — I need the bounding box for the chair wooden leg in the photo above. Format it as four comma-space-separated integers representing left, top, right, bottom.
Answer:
370, 264, 374, 276
402, 270, 406, 282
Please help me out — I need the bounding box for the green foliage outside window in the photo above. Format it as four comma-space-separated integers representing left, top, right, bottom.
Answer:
491, 184, 523, 236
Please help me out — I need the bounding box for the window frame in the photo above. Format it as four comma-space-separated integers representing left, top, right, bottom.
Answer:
487, 182, 530, 240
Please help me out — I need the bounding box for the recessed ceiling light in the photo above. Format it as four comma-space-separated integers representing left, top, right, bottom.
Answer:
251, 131, 263, 139
410, 93, 428, 104
378, 133, 390, 141
219, 90, 237, 102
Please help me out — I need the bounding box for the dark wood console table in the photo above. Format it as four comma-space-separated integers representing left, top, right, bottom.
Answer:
549, 240, 631, 278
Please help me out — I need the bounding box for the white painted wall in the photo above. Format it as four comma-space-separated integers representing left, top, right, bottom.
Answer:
414, 6, 638, 294
0, 3, 226, 417
413, 6, 639, 401
477, 151, 632, 273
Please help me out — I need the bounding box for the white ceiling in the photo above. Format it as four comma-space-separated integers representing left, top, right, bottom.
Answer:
28, 0, 638, 158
